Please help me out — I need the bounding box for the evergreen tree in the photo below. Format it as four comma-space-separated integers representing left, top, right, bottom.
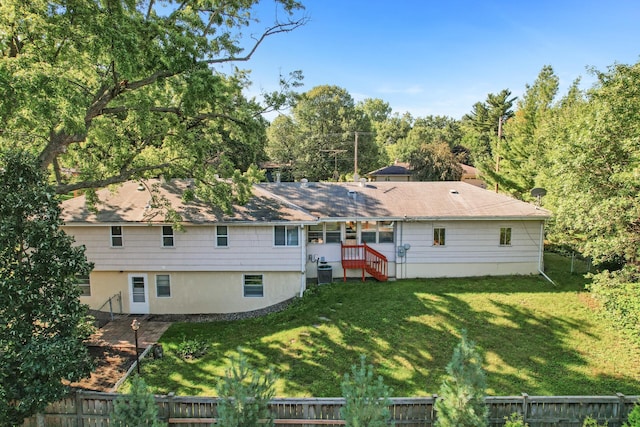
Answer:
434, 330, 488, 427
216, 349, 277, 427
340, 355, 392, 427
0, 150, 94, 425
110, 376, 166, 427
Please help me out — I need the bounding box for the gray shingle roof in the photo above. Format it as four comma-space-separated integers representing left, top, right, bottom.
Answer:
61, 180, 550, 225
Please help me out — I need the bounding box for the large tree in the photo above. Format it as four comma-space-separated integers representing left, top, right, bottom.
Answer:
499, 65, 559, 199
392, 115, 462, 162
0, 0, 306, 200
541, 62, 640, 342
267, 85, 381, 181
0, 150, 94, 426
463, 89, 517, 191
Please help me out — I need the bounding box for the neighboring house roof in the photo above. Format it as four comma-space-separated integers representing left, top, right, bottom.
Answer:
257, 181, 550, 221
61, 179, 316, 224
61, 180, 550, 225
367, 163, 412, 177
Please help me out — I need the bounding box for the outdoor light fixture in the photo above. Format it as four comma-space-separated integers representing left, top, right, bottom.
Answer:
131, 319, 141, 374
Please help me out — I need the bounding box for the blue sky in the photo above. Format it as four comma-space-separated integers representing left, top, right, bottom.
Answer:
238, 0, 640, 120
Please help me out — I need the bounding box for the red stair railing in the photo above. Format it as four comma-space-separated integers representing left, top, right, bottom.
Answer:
341, 242, 388, 282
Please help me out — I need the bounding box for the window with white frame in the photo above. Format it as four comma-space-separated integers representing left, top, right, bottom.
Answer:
361, 221, 377, 243
77, 274, 91, 296
500, 227, 512, 246
308, 224, 323, 243
274, 225, 299, 246
307, 223, 341, 244
162, 226, 174, 247
110, 226, 123, 247
433, 227, 446, 246
379, 221, 395, 243
360, 221, 395, 244
156, 274, 171, 297
325, 223, 341, 243
345, 221, 357, 242
216, 225, 228, 247
243, 274, 264, 297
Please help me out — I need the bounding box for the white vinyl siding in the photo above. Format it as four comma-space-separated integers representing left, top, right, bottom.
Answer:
67, 225, 302, 272
156, 274, 171, 297
110, 226, 123, 247
402, 221, 541, 264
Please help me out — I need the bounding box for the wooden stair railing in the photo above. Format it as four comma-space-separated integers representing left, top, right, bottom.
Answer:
341, 242, 388, 282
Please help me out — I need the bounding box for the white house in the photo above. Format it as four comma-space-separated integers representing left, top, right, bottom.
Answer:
60, 179, 550, 315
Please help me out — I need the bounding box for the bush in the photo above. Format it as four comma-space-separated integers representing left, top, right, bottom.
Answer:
216, 349, 277, 427
624, 402, 640, 427
110, 376, 166, 427
588, 268, 640, 345
504, 413, 528, 427
340, 355, 392, 427
583, 416, 608, 427
434, 329, 488, 427
175, 337, 209, 360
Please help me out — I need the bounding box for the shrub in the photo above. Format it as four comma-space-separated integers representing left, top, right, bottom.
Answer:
110, 376, 166, 427
175, 337, 209, 360
623, 402, 640, 427
216, 349, 277, 427
340, 355, 392, 427
583, 416, 608, 427
434, 329, 488, 427
504, 413, 528, 427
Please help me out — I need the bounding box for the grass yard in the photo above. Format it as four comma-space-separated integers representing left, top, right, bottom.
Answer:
140, 253, 640, 397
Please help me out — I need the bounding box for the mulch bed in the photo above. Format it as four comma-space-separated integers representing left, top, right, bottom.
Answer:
71, 346, 138, 392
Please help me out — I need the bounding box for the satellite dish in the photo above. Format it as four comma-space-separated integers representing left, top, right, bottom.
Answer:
531, 188, 547, 197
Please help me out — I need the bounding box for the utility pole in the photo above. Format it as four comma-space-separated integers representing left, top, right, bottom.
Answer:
321, 149, 347, 181
495, 116, 503, 193
354, 132, 359, 180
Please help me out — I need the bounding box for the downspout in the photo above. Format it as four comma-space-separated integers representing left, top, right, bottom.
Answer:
538, 221, 556, 286
300, 224, 307, 297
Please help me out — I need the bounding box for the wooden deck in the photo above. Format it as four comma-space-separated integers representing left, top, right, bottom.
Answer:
340, 242, 388, 281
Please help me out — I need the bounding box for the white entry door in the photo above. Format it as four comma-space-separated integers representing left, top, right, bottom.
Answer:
129, 274, 149, 314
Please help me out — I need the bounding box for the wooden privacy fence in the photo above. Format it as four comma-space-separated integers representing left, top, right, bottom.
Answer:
23, 391, 639, 427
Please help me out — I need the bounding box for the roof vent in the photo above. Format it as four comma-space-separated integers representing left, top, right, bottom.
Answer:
300, 178, 308, 188
359, 177, 367, 187
449, 189, 459, 194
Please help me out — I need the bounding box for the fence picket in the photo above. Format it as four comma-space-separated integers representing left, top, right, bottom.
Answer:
22, 391, 639, 427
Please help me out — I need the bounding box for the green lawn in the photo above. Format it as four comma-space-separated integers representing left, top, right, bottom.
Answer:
140, 253, 640, 397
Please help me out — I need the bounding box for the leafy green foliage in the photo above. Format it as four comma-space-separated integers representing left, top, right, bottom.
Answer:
0, 150, 94, 425
0, 0, 306, 200
434, 330, 488, 427
624, 402, 640, 427
409, 141, 463, 181
340, 355, 392, 427
110, 376, 166, 427
216, 349, 277, 427
175, 337, 210, 360
266, 85, 381, 181
504, 413, 529, 427
582, 416, 608, 427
